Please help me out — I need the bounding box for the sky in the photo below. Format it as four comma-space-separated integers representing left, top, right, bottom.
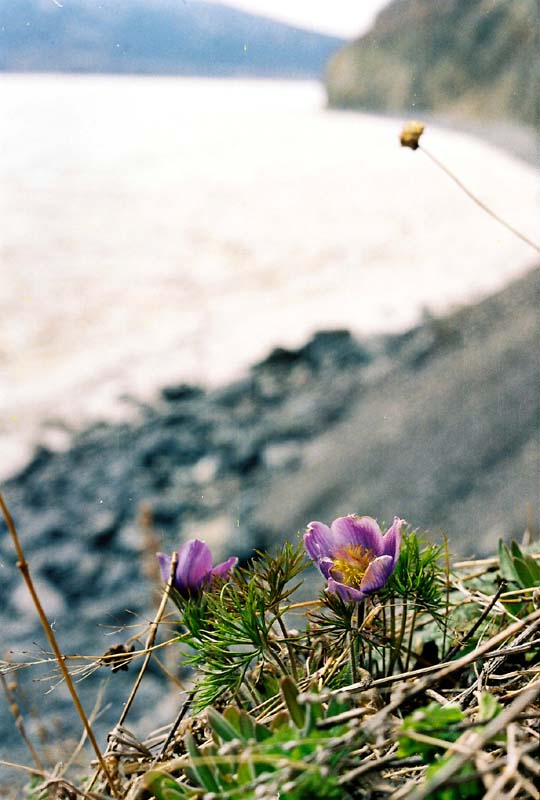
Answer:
213, 0, 394, 38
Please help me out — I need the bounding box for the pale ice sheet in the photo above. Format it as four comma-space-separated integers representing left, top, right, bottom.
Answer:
1, 75, 539, 478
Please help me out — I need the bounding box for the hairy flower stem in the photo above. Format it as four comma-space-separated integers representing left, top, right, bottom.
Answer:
348, 604, 364, 682
349, 630, 358, 684
405, 606, 418, 672
276, 616, 299, 681
388, 598, 397, 675
389, 599, 408, 675
381, 605, 387, 676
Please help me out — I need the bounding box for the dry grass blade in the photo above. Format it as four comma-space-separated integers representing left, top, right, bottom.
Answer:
0, 671, 44, 772
0, 491, 120, 798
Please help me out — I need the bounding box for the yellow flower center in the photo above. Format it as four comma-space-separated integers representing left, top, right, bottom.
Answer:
330, 545, 375, 588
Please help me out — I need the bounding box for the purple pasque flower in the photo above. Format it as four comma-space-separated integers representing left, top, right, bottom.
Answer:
304, 515, 403, 602
157, 538, 238, 598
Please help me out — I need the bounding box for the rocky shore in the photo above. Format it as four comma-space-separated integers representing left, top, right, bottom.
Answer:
1, 265, 539, 775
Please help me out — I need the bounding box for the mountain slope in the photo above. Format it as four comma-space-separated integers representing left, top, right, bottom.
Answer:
0, 0, 343, 77
326, 0, 539, 126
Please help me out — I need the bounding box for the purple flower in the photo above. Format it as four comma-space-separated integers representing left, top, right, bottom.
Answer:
304, 515, 403, 602
157, 539, 238, 598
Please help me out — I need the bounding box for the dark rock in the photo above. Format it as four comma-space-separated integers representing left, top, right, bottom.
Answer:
87, 510, 122, 549
255, 346, 303, 368
150, 500, 183, 529
161, 383, 204, 402
211, 377, 254, 409
298, 329, 371, 368
13, 445, 53, 482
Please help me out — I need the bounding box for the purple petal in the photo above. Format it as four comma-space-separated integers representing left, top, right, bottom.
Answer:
157, 552, 172, 584
327, 578, 366, 603
304, 522, 334, 561
175, 539, 213, 592
317, 557, 334, 579
382, 517, 404, 564
331, 516, 384, 556
360, 555, 394, 594
211, 556, 238, 579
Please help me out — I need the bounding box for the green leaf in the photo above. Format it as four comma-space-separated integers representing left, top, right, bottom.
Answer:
252, 718, 272, 743
522, 553, 540, 583
143, 771, 191, 799
512, 557, 537, 588
280, 676, 305, 729
222, 705, 242, 730
239, 710, 256, 742
207, 707, 242, 744
477, 691, 502, 723
271, 710, 290, 731
510, 540, 524, 560
184, 732, 220, 793
398, 702, 464, 759
498, 539, 518, 583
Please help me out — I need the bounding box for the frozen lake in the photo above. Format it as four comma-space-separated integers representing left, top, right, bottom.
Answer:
1, 74, 539, 478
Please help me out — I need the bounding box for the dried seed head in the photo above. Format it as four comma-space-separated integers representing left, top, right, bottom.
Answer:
400, 121, 425, 150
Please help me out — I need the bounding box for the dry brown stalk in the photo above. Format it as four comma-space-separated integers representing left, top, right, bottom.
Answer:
443, 580, 507, 660
452, 554, 540, 570
0, 491, 120, 798
86, 551, 179, 794
117, 551, 179, 728
0, 671, 44, 772
455, 615, 540, 707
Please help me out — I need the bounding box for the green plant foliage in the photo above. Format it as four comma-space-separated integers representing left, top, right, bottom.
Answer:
398, 704, 479, 799
398, 702, 465, 759
498, 539, 540, 589
424, 757, 481, 800
398, 692, 506, 799
383, 528, 445, 615
178, 543, 309, 709
143, 687, 355, 799
477, 690, 503, 723
143, 770, 193, 799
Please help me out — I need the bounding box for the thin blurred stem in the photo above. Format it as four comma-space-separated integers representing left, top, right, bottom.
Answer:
381, 605, 387, 676
357, 603, 366, 667
420, 145, 540, 255
442, 532, 450, 656
0, 492, 120, 798
405, 606, 418, 672
117, 551, 178, 728
0, 673, 44, 773
276, 616, 299, 681
389, 598, 396, 674
389, 599, 408, 674
348, 629, 358, 684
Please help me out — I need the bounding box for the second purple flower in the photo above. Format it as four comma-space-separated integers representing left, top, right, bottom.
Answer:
157, 538, 238, 598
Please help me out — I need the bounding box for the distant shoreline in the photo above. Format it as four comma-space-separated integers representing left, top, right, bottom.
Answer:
5, 66, 536, 166
325, 104, 540, 169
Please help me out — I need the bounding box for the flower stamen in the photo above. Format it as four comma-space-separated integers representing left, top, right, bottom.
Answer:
330, 545, 375, 589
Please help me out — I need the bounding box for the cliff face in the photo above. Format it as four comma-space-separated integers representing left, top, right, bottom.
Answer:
326, 0, 539, 127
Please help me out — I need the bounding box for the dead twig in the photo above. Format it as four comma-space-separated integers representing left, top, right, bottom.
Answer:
0, 492, 120, 798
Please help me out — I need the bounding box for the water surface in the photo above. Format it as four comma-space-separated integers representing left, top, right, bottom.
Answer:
1, 74, 538, 477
